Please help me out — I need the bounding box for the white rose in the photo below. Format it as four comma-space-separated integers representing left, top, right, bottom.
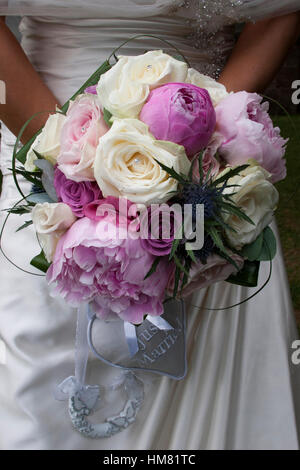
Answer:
221, 161, 279, 249
25, 112, 66, 171
94, 119, 190, 205
97, 50, 188, 118
186, 68, 228, 106
31, 202, 76, 262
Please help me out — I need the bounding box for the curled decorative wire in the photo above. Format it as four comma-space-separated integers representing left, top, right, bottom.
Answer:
0, 195, 46, 277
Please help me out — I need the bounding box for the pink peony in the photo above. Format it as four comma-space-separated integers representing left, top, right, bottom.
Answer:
215, 91, 287, 183
84, 196, 135, 221
167, 253, 244, 298
140, 82, 216, 157
84, 196, 140, 237
57, 94, 108, 182
46, 215, 171, 324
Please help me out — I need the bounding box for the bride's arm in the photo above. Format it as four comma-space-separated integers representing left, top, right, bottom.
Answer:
0, 17, 59, 142
218, 12, 300, 93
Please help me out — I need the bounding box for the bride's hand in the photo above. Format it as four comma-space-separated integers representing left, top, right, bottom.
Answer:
218, 12, 300, 93
0, 17, 59, 143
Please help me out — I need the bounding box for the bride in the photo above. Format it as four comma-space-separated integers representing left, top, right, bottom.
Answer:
0, 0, 300, 450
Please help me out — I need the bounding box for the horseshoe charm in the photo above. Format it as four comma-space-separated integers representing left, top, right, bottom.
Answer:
68, 372, 144, 439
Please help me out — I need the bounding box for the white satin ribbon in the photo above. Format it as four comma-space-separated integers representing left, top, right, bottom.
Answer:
55, 304, 99, 404
124, 315, 173, 357
124, 321, 139, 357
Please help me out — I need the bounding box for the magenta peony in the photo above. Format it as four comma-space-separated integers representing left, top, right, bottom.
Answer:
46, 216, 171, 324
215, 91, 287, 183
139, 82, 216, 157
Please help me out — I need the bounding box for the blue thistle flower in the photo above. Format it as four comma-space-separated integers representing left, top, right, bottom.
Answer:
181, 183, 222, 220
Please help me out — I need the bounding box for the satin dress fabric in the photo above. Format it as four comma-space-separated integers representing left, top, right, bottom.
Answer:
0, 0, 300, 450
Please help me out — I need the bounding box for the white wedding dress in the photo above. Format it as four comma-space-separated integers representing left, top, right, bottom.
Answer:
0, 0, 300, 450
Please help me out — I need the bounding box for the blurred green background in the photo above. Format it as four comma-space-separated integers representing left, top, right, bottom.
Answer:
275, 114, 300, 327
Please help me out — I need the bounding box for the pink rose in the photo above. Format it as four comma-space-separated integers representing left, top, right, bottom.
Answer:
139, 204, 181, 257
215, 92, 287, 183
140, 82, 216, 157
47, 216, 171, 324
167, 253, 244, 298
84, 85, 97, 95
54, 167, 102, 218
192, 132, 222, 182
57, 94, 108, 182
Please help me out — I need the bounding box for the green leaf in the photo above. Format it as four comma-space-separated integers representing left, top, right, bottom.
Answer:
10, 166, 41, 177
226, 260, 260, 287
212, 164, 249, 186
154, 159, 187, 184
144, 257, 161, 280
169, 223, 184, 260
222, 193, 239, 201
169, 237, 180, 260
258, 226, 277, 261
219, 201, 255, 226
206, 225, 225, 252
207, 227, 239, 270
173, 254, 190, 277
60, 59, 111, 114
240, 227, 277, 262
103, 108, 113, 127
3, 204, 33, 215
213, 215, 238, 233
223, 184, 241, 190
15, 220, 33, 232
198, 152, 204, 184
186, 248, 197, 263
30, 251, 51, 273
8, 167, 43, 188
32, 149, 44, 160
204, 219, 220, 227
204, 164, 213, 184
241, 232, 264, 261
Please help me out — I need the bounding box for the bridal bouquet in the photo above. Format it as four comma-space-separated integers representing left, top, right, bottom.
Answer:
7, 49, 286, 324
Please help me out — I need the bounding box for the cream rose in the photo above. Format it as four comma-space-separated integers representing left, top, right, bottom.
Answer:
93, 119, 190, 205
31, 202, 76, 262
97, 50, 188, 118
186, 68, 228, 106
221, 160, 279, 249
25, 112, 66, 172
